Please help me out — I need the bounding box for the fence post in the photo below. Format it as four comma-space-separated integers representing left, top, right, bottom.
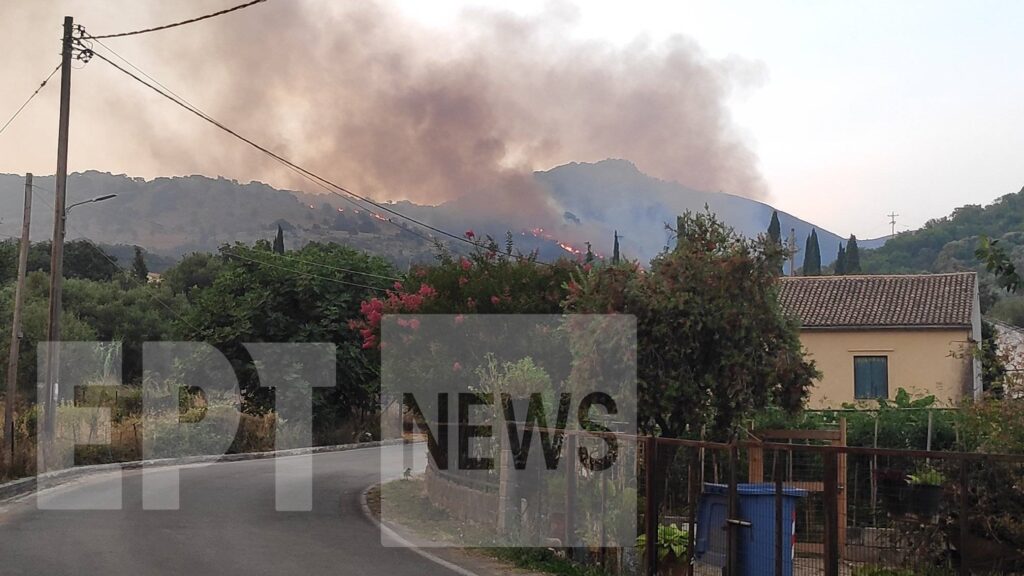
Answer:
775, 449, 783, 576
727, 441, 739, 576
644, 435, 658, 576
687, 446, 698, 576
565, 432, 577, 558
959, 458, 969, 576
838, 417, 847, 559
823, 450, 840, 576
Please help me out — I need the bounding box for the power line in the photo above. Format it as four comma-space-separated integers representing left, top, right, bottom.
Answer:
30, 180, 402, 284
27, 186, 201, 331
223, 249, 389, 292
0, 63, 61, 137
86, 45, 466, 248
887, 211, 899, 237
81, 38, 446, 250
28, 201, 388, 326
88, 0, 268, 39
77, 36, 444, 252
82, 41, 555, 266
266, 250, 401, 282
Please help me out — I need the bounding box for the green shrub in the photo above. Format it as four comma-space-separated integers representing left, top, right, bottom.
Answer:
635, 523, 689, 562
907, 465, 945, 486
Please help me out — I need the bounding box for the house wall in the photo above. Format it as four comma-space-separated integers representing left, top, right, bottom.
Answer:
799, 328, 975, 408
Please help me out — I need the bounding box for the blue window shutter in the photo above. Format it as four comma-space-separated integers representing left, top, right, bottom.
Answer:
873, 357, 889, 398
855, 358, 870, 398
855, 356, 888, 400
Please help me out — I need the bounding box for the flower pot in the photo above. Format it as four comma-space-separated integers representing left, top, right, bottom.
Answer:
908, 484, 943, 517
661, 557, 688, 576
875, 468, 910, 517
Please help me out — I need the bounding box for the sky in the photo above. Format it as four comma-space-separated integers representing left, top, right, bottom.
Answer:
0, 0, 1022, 239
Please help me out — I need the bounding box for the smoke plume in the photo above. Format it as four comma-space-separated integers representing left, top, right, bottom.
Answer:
0, 1, 765, 239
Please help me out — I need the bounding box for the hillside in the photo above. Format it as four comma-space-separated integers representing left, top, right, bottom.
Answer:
534, 159, 882, 264
0, 161, 861, 267
861, 186, 1024, 274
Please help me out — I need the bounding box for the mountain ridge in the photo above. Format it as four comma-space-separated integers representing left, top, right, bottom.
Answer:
0, 161, 878, 267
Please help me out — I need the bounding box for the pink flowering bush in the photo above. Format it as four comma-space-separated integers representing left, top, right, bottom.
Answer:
351, 236, 576, 351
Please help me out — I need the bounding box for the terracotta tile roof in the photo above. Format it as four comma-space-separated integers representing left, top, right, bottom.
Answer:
777, 273, 976, 329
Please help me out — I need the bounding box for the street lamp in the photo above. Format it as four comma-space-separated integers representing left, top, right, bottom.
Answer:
42, 192, 117, 442
66, 193, 116, 213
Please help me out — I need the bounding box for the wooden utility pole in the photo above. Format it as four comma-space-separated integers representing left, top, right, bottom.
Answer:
2, 174, 33, 469
786, 227, 799, 276
42, 16, 75, 440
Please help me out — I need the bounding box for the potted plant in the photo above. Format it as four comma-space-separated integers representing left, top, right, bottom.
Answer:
636, 523, 689, 576
907, 466, 945, 517
875, 467, 911, 517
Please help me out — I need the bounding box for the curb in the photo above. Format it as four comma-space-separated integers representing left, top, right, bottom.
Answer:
359, 484, 482, 576
0, 438, 404, 503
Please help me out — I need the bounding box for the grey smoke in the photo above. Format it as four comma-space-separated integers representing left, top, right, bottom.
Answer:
1, 1, 766, 246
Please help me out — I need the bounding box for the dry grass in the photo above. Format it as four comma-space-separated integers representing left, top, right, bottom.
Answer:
0, 386, 363, 482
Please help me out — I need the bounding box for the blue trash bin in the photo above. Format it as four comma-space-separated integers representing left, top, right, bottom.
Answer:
695, 483, 807, 576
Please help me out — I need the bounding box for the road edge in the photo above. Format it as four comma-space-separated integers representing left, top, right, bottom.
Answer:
0, 439, 404, 503
358, 484, 482, 576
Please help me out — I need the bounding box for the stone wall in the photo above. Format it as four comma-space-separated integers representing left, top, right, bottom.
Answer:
424, 462, 499, 529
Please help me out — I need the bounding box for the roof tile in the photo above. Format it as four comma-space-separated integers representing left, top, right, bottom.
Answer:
777, 273, 976, 328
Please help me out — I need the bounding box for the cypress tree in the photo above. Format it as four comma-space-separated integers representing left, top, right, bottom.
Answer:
273, 224, 285, 255
768, 211, 783, 274
803, 229, 822, 275
767, 210, 781, 244
131, 245, 148, 282
835, 244, 847, 275
846, 235, 861, 273
612, 231, 620, 264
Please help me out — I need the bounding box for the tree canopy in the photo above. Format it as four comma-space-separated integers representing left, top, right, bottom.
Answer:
845, 235, 861, 274
564, 210, 817, 438
803, 229, 821, 275
178, 242, 395, 423
835, 244, 847, 275
131, 246, 149, 282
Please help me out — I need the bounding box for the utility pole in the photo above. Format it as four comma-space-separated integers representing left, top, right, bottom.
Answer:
42, 16, 75, 442
787, 227, 799, 277
2, 174, 32, 470
887, 212, 899, 237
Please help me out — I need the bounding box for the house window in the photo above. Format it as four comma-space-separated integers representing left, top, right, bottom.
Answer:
854, 356, 888, 399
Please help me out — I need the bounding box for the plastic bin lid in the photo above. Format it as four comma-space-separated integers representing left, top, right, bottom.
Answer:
702, 482, 808, 497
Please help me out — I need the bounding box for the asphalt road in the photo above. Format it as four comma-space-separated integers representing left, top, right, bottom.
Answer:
0, 445, 451, 576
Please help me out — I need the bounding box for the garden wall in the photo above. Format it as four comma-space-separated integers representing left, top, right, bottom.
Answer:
424, 462, 499, 529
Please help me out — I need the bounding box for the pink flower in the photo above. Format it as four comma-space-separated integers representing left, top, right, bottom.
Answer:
460, 258, 472, 271
418, 284, 436, 298
490, 295, 501, 305
465, 229, 475, 240
393, 281, 403, 290
458, 276, 469, 287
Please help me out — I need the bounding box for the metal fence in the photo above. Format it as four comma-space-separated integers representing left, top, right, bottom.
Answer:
650, 436, 1024, 576
416, 425, 1024, 575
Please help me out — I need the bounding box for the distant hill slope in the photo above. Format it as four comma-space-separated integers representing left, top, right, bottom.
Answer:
861, 186, 1024, 274
535, 159, 873, 264
0, 163, 859, 267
